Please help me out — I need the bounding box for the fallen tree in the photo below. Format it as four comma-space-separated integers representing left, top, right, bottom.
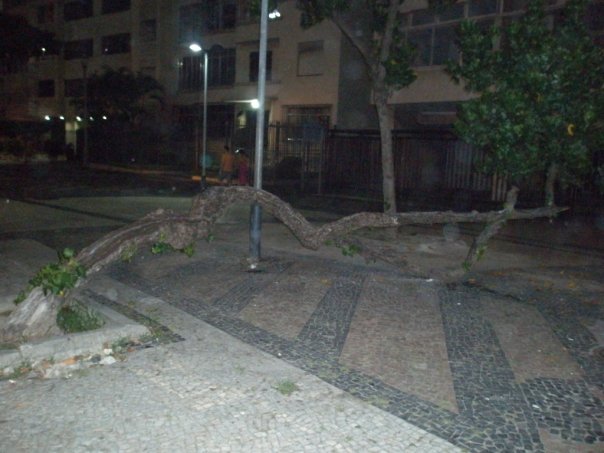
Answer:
1, 185, 566, 343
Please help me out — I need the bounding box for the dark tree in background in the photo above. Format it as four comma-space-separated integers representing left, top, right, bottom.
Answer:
448, 0, 604, 206
74, 66, 164, 122
72, 67, 166, 165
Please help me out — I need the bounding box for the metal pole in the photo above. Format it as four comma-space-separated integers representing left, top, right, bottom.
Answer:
82, 61, 89, 166
201, 51, 209, 189
249, 0, 269, 267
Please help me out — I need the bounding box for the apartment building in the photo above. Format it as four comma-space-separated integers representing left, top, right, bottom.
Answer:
392, 0, 604, 128
0, 0, 355, 161
1, 0, 601, 159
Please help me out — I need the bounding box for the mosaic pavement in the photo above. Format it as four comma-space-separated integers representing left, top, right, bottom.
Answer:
110, 244, 604, 453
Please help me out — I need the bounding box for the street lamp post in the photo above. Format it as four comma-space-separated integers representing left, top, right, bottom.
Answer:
249, 0, 270, 268
189, 43, 208, 189
81, 60, 89, 166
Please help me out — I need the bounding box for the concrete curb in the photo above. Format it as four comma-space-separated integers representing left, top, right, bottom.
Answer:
0, 299, 149, 369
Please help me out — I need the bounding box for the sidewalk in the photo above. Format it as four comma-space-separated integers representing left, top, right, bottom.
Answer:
0, 196, 603, 452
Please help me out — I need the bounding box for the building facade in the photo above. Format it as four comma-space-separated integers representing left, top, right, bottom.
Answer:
1, 0, 602, 166
0, 0, 352, 163
391, 0, 604, 128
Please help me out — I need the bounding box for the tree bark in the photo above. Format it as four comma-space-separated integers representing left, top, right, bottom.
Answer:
375, 98, 397, 214
544, 162, 558, 207
1, 186, 567, 343
0, 288, 62, 343
463, 186, 519, 271
331, 1, 400, 214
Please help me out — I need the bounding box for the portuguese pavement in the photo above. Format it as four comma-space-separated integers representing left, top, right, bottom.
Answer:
0, 197, 603, 452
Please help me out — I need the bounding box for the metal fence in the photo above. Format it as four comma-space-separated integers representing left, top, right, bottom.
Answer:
322, 129, 509, 209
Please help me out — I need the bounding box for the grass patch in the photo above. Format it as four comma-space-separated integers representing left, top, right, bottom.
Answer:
275, 379, 299, 396
0, 361, 32, 380
56, 300, 105, 334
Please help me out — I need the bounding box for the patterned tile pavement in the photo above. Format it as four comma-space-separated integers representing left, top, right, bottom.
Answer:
109, 242, 604, 453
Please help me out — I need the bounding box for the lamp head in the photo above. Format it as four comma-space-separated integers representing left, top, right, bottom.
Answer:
189, 43, 202, 53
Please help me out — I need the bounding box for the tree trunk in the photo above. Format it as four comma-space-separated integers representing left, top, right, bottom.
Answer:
375, 95, 397, 214
463, 186, 519, 272
0, 288, 62, 343
544, 163, 558, 207
1, 186, 567, 343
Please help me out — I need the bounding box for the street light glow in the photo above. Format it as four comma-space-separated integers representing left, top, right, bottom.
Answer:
268, 9, 281, 19
44, 115, 51, 121
59, 115, 65, 120
189, 43, 202, 53
250, 99, 260, 109
76, 116, 82, 122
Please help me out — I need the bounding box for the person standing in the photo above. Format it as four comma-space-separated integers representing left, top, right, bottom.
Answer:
237, 150, 250, 185
219, 146, 235, 185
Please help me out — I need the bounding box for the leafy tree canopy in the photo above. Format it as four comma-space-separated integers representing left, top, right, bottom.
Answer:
74, 67, 164, 122
0, 13, 56, 73
447, 0, 604, 194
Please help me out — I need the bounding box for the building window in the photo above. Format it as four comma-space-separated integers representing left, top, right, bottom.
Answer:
401, 0, 562, 67
208, 47, 235, 86
179, 0, 237, 42
285, 106, 330, 128
37, 3, 55, 24
297, 40, 324, 76
64, 0, 93, 21
179, 55, 204, 91
64, 78, 84, 97
176, 104, 234, 140
249, 51, 272, 82
179, 49, 235, 89
140, 19, 157, 42
102, 0, 130, 14
207, 104, 234, 139
38, 79, 55, 98
102, 33, 130, 55
204, 0, 237, 31
64, 39, 93, 60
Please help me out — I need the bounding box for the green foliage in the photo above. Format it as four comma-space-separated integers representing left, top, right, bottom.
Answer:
56, 300, 105, 334
72, 66, 164, 122
448, 0, 604, 187
151, 241, 173, 255
151, 234, 195, 258
295, 1, 418, 90
120, 244, 138, 262
14, 248, 86, 304
182, 243, 195, 258
340, 243, 361, 257
275, 379, 299, 396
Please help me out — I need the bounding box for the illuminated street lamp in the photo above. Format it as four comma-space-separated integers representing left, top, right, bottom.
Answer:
189, 43, 209, 189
